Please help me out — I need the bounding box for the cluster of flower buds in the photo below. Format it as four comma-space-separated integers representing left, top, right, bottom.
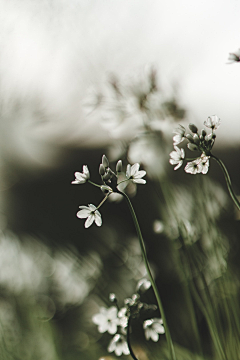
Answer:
71, 155, 146, 228
169, 115, 221, 175
92, 279, 164, 356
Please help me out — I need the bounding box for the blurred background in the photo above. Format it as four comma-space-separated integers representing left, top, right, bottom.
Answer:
0, 1, 239, 359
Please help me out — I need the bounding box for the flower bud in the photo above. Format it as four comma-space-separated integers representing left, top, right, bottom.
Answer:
201, 129, 207, 137
109, 293, 117, 302
116, 160, 122, 173
188, 123, 198, 133
185, 134, 194, 143
99, 163, 105, 176
212, 133, 216, 139
101, 185, 113, 195
187, 143, 199, 151
193, 134, 200, 145
102, 154, 109, 169
102, 171, 111, 181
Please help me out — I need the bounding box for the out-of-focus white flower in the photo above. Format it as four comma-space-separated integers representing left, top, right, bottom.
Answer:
184, 158, 203, 174
71, 165, 90, 184
169, 146, 185, 170
173, 125, 186, 145
108, 334, 130, 356
77, 204, 102, 228
118, 307, 128, 329
204, 115, 221, 130
228, 49, 240, 63
126, 163, 146, 184
143, 318, 165, 342
92, 306, 119, 335
153, 220, 164, 234
136, 278, 151, 292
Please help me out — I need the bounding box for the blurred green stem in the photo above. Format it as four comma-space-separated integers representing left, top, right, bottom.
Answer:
211, 155, 240, 211
118, 190, 176, 360
127, 316, 138, 360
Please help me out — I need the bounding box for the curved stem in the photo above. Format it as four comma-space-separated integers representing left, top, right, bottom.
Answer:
118, 190, 176, 360
127, 316, 139, 360
211, 155, 240, 211
88, 180, 103, 188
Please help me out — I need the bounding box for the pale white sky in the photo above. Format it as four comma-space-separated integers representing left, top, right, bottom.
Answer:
0, 0, 239, 166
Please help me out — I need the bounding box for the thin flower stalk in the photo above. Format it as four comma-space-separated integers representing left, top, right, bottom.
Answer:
211, 155, 240, 211
118, 190, 176, 360
127, 316, 138, 360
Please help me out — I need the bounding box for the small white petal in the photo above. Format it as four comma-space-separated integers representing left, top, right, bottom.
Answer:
174, 161, 183, 170
134, 170, 146, 178
131, 163, 140, 176
126, 164, 131, 179
133, 178, 146, 184
150, 330, 159, 342
85, 214, 95, 228
77, 209, 90, 218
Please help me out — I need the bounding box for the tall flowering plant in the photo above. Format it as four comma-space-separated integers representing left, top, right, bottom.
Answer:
71, 155, 176, 360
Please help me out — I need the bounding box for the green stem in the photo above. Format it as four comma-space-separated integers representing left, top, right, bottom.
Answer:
88, 180, 103, 188
118, 190, 176, 360
211, 155, 240, 211
127, 316, 139, 360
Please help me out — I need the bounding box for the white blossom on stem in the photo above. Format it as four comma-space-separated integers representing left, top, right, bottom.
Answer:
92, 306, 119, 334
126, 163, 146, 184
143, 318, 165, 342
169, 146, 185, 170
71, 165, 90, 184
108, 334, 130, 356
204, 115, 221, 130
77, 204, 102, 228
173, 125, 186, 145
184, 158, 203, 174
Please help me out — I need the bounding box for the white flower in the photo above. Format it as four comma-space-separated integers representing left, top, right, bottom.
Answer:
169, 146, 185, 170
143, 318, 165, 342
92, 306, 119, 334
118, 307, 128, 329
136, 278, 151, 292
228, 49, 240, 63
204, 115, 221, 130
184, 158, 203, 174
185, 154, 210, 175
126, 163, 146, 184
71, 165, 90, 184
173, 125, 186, 145
108, 334, 130, 356
76, 204, 102, 228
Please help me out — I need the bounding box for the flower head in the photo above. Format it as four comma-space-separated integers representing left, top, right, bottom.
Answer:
126, 163, 146, 184
228, 49, 240, 63
184, 158, 203, 174
169, 146, 185, 170
92, 306, 119, 334
173, 124, 186, 145
71, 165, 90, 184
77, 204, 102, 228
143, 318, 165, 342
108, 334, 130, 356
204, 115, 221, 130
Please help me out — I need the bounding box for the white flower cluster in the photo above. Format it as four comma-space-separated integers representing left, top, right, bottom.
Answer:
71, 155, 146, 228
169, 115, 221, 175
92, 279, 164, 356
